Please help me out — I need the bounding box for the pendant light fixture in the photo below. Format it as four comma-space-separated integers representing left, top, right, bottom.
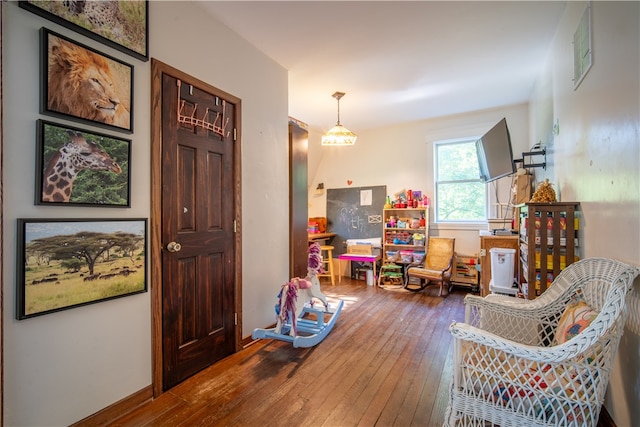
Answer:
321, 91, 357, 146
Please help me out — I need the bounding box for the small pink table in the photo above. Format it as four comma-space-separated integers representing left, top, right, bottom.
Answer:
338, 254, 380, 284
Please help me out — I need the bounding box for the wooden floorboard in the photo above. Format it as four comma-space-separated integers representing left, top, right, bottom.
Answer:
410, 297, 458, 426
322, 292, 435, 427
106, 279, 470, 427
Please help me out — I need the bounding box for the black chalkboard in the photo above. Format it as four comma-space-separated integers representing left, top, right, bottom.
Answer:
326, 185, 386, 255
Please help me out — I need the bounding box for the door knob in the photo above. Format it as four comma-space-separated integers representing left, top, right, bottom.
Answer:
166, 241, 182, 253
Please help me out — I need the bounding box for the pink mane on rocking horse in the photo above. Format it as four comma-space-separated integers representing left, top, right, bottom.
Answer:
274, 242, 329, 336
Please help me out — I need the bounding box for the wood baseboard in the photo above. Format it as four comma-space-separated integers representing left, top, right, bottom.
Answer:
241, 323, 277, 348
599, 406, 616, 427
70, 385, 153, 426
241, 334, 256, 348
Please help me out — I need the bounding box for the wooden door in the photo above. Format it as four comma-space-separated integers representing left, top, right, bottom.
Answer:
289, 120, 308, 278
151, 60, 241, 392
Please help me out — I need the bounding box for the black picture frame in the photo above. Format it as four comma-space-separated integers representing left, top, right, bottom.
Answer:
41, 28, 134, 133
35, 120, 131, 207
20, 0, 148, 62
16, 218, 148, 320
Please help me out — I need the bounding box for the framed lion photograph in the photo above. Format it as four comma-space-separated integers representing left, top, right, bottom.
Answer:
20, 0, 148, 62
41, 28, 134, 133
35, 120, 131, 207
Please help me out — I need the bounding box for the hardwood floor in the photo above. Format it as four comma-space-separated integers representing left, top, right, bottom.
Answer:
109, 279, 469, 426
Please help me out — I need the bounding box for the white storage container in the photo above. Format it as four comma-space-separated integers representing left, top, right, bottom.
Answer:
489, 247, 517, 295
366, 270, 374, 286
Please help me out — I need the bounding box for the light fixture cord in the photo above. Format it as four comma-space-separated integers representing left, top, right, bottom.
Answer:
332, 91, 345, 126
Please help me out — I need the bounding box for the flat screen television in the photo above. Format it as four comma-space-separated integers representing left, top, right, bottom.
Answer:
475, 118, 516, 182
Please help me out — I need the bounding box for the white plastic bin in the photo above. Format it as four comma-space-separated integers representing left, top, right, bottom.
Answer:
489, 247, 517, 295
366, 270, 374, 286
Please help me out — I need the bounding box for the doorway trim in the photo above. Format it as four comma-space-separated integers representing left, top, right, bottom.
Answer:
150, 59, 243, 397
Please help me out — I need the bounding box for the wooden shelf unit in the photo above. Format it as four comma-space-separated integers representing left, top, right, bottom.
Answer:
518, 202, 580, 299
479, 235, 519, 297
382, 207, 429, 266
452, 254, 479, 290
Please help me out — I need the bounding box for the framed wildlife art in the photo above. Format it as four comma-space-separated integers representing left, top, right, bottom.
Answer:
41, 28, 134, 133
16, 218, 147, 320
35, 120, 131, 207
20, 0, 148, 61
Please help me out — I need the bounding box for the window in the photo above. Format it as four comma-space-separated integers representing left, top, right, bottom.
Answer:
435, 139, 486, 222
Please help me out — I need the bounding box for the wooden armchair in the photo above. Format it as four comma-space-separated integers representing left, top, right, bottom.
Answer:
404, 237, 455, 295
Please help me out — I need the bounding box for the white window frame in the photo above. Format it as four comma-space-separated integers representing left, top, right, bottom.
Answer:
433, 138, 487, 227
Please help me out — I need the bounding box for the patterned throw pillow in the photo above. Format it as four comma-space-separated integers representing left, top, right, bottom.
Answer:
554, 297, 598, 345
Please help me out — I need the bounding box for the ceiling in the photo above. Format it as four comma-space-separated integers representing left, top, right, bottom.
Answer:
201, 1, 566, 133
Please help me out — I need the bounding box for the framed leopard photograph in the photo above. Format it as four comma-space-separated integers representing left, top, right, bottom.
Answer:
41, 28, 134, 133
19, 0, 148, 61
35, 120, 131, 207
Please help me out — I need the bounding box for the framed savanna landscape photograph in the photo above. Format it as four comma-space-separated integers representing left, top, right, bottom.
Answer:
35, 120, 131, 207
20, 0, 148, 61
16, 218, 147, 320
41, 28, 134, 133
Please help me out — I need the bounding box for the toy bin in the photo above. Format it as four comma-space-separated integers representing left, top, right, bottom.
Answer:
399, 250, 414, 263
489, 247, 517, 295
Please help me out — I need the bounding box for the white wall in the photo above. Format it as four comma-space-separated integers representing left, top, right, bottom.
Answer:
531, 2, 640, 424
2, 2, 289, 425
308, 104, 531, 257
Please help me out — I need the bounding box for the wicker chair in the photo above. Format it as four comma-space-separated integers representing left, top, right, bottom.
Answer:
444, 257, 639, 427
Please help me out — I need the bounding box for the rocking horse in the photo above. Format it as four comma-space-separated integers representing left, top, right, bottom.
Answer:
252, 242, 344, 348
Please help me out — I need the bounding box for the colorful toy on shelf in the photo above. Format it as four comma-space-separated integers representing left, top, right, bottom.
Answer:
252, 242, 344, 348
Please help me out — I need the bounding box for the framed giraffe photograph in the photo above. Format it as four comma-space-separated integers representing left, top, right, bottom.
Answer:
40, 28, 134, 133
35, 120, 131, 207
19, 0, 148, 62
16, 218, 147, 320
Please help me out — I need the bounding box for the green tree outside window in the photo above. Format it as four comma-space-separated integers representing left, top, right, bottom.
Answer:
435, 140, 486, 221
